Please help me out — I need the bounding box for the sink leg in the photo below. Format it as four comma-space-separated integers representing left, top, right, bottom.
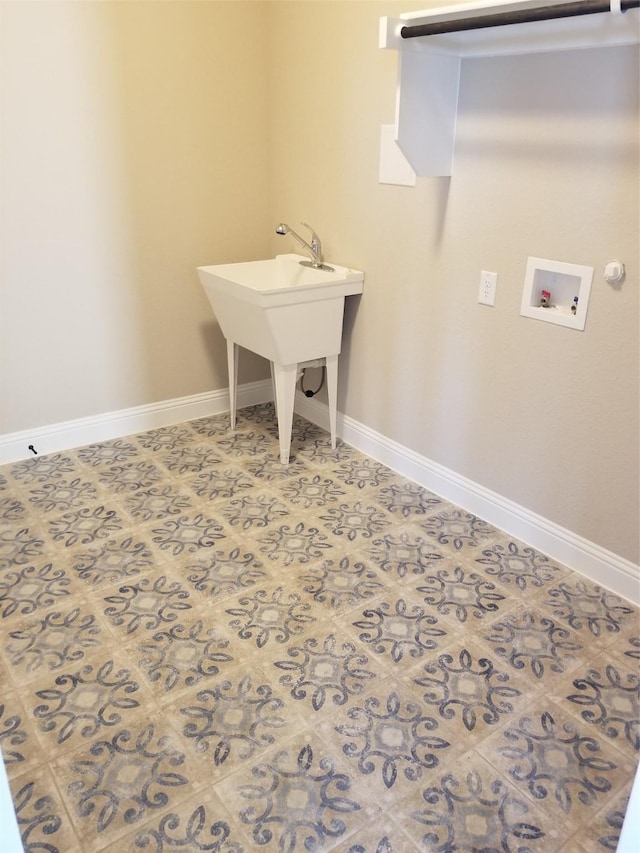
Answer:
269, 361, 279, 421
227, 340, 239, 429
326, 354, 338, 449
273, 363, 297, 464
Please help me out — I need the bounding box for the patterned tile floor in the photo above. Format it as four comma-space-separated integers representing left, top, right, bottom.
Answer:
0, 403, 638, 852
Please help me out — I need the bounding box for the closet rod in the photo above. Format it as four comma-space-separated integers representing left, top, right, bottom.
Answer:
400, 0, 640, 38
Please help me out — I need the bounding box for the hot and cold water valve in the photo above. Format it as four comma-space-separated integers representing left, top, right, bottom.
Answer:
520, 257, 594, 330
519, 256, 626, 330
541, 292, 579, 314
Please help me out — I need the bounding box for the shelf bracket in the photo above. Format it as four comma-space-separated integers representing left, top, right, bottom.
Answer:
380, 0, 640, 177
396, 50, 461, 177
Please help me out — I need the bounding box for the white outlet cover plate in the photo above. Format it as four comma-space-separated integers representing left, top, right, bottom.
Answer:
479, 270, 497, 306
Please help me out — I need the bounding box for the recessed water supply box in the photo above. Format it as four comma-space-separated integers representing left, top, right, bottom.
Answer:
520, 256, 593, 330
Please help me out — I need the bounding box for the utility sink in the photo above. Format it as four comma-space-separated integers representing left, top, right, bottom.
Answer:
198, 253, 364, 463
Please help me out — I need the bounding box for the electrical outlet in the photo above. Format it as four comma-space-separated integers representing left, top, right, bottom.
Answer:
478, 270, 498, 306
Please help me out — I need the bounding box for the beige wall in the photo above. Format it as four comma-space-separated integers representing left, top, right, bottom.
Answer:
1, 1, 638, 564
0, 0, 271, 432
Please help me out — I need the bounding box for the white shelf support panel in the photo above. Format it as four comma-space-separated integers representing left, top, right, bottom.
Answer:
395, 50, 461, 177
380, 0, 640, 176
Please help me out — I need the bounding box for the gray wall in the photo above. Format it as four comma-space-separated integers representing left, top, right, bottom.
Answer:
267, 2, 639, 564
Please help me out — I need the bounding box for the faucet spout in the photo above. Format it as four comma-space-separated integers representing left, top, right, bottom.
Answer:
275, 222, 333, 271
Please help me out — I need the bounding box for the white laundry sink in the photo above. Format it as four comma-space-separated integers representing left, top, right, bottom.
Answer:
198, 253, 364, 364
198, 253, 364, 463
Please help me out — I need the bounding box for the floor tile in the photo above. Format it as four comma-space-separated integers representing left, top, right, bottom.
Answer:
43, 502, 129, 550
0, 492, 34, 538
317, 500, 393, 546
330, 457, 399, 494
253, 518, 336, 567
164, 664, 308, 782
183, 463, 256, 504
294, 435, 362, 464
416, 506, 498, 552
17, 475, 103, 518
276, 471, 348, 510
6, 452, 83, 486
333, 818, 419, 852
99, 786, 248, 852
0, 689, 44, 780
266, 628, 380, 719
0, 523, 49, 573
133, 425, 197, 453
128, 613, 237, 703
0, 406, 637, 853
75, 439, 145, 471
537, 576, 639, 649
244, 452, 312, 483
174, 536, 270, 604
414, 563, 518, 628
480, 603, 590, 688
340, 594, 457, 673
9, 764, 81, 851
476, 699, 637, 831
317, 677, 452, 804
66, 532, 164, 593
370, 481, 445, 520
93, 458, 167, 496
400, 749, 568, 851
120, 483, 197, 525
52, 711, 204, 850
297, 552, 388, 616
212, 430, 273, 461
472, 537, 573, 596
100, 568, 195, 640
188, 412, 235, 440
157, 443, 226, 477
148, 510, 229, 558
407, 638, 531, 751
608, 632, 640, 670
564, 778, 633, 853
1, 598, 106, 686
214, 729, 383, 851
550, 651, 639, 755
217, 487, 291, 532
362, 525, 447, 583
218, 582, 321, 650
21, 651, 158, 760
0, 556, 81, 624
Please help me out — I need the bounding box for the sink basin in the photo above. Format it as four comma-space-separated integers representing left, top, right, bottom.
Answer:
199, 252, 362, 299
198, 253, 364, 463
198, 253, 363, 364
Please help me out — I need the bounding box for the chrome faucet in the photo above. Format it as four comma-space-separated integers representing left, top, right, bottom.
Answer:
275, 222, 333, 272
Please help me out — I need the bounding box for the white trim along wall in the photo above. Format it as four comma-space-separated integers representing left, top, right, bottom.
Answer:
0, 381, 272, 466
2, 381, 638, 605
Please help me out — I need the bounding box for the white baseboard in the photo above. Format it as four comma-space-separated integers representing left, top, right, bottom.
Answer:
0, 380, 273, 466
2, 384, 637, 604
294, 391, 640, 605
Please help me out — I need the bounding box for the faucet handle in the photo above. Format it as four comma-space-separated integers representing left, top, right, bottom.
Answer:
301, 222, 322, 255
301, 222, 320, 244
